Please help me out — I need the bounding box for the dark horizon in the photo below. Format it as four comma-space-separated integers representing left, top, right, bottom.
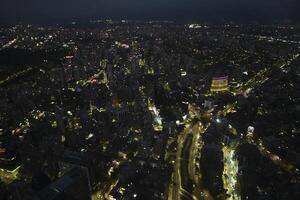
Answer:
1, 0, 300, 24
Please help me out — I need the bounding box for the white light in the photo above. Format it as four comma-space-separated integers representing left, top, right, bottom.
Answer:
247, 126, 255, 134
85, 133, 94, 140
216, 118, 221, 123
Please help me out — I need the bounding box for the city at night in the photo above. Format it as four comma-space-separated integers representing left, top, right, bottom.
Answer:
0, 1, 300, 200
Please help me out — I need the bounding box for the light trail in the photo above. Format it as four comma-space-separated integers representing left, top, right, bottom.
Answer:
190, 123, 213, 200
168, 122, 191, 200
0, 38, 17, 50
167, 104, 213, 200
222, 141, 241, 200
248, 137, 300, 177
0, 67, 34, 85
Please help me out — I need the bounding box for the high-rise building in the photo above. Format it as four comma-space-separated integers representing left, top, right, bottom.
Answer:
210, 76, 229, 93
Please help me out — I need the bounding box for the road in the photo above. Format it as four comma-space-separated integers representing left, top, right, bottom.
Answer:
168, 105, 213, 200
0, 66, 35, 85
0, 38, 17, 51
222, 140, 241, 200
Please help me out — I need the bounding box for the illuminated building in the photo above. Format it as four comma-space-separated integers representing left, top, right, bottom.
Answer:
0, 148, 21, 183
210, 76, 229, 93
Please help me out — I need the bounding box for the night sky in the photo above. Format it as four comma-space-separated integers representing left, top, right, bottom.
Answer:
1, 0, 300, 23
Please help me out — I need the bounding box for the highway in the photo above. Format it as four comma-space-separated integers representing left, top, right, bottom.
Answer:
167, 105, 213, 200
222, 141, 241, 200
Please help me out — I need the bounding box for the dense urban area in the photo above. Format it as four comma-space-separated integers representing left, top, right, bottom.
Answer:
0, 20, 299, 200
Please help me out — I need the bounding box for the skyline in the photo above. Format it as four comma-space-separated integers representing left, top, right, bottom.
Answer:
1, 0, 300, 24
